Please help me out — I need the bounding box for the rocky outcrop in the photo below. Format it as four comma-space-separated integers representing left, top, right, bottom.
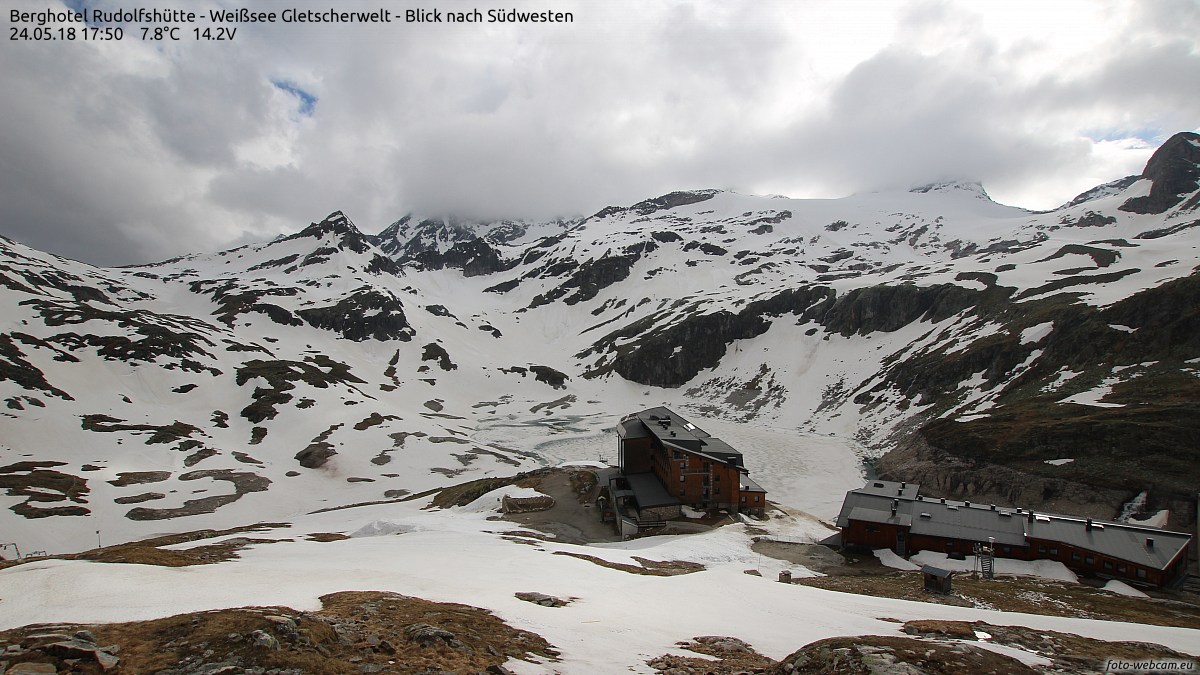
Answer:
606, 310, 771, 386
279, 211, 372, 254
414, 237, 512, 277
589, 189, 719, 220
528, 241, 658, 308
875, 427, 1134, 519
296, 289, 415, 342
1120, 131, 1200, 214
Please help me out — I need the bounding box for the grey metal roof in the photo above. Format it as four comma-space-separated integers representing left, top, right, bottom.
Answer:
617, 418, 651, 439
1025, 515, 1191, 570
624, 472, 681, 509
740, 475, 766, 493
626, 407, 747, 468
856, 480, 920, 500
921, 565, 952, 578
837, 481, 1193, 570
847, 505, 912, 528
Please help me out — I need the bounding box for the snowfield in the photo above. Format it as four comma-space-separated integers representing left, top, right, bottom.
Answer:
2, 493, 1197, 674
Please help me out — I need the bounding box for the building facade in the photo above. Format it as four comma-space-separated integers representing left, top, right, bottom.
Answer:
616, 407, 767, 517
836, 480, 1192, 588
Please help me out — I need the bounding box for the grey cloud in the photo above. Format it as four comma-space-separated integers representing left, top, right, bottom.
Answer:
2, 0, 1197, 265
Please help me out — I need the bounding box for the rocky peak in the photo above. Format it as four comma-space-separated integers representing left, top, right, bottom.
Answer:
589, 189, 721, 221
1119, 131, 1200, 215
282, 211, 370, 253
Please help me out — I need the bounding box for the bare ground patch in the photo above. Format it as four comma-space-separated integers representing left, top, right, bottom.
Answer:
551, 551, 705, 576
0, 523, 290, 570
794, 571, 1200, 629
0, 590, 558, 674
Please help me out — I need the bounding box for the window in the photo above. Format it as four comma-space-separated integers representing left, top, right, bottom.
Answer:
1136, 568, 1147, 579
679, 475, 684, 482
1049, 548, 1058, 556
753, 495, 759, 502
1117, 565, 1127, 574
1103, 560, 1113, 571
1002, 546, 1011, 554
740, 496, 746, 503
1085, 556, 1095, 566
1071, 552, 1081, 561
1038, 546, 1047, 554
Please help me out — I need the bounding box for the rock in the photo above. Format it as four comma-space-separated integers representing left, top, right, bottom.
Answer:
95, 650, 120, 671
265, 615, 297, 632
250, 629, 279, 650
1120, 131, 1200, 215
404, 623, 468, 651
44, 638, 106, 659
515, 592, 569, 607
72, 630, 97, 643
6, 663, 59, 674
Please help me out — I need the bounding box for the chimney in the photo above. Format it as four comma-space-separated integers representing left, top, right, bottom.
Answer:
1027, 510, 1034, 524
1086, 518, 1093, 531
990, 504, 996, 511
900, 481, 906, 489
891, 499, 898, 516
964, 501, 971, 507
1146, 537, 1155, 549
940, 498, 946, 504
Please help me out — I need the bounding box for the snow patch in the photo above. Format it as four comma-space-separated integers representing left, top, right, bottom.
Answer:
1102, 579, 1149, 598
874, 548, 919, 571
1043, 458, 1074, 466
1020, 321, 1054, 345
910, 551, 1079, 583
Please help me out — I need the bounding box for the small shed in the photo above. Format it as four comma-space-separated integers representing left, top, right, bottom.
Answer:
921, 565, 954, 594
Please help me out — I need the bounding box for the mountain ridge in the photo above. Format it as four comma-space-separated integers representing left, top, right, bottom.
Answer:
2, 134, 1199, 554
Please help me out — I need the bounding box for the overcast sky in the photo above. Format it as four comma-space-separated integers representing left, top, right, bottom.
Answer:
3, 0, 1198, 265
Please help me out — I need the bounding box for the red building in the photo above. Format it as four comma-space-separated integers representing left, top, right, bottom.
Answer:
836, 480, 1192, 589
616, 407, 767, 518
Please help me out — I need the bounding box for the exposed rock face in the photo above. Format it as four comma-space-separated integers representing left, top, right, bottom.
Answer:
528, 241, 657, 307
296, 289, 415, 342
1120, 131, 1200, 214
415, 238, 511, 277
817, 284, 984, 337
589, 189, 719, 220
592, 283, 979, 387
875, 428, 1133, 518
608, 310, 771, 386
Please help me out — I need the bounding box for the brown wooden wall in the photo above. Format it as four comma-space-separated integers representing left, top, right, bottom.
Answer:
845, 515, 1185, 588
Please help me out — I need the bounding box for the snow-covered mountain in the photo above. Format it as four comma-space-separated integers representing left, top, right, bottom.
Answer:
2, 131, 1199, 555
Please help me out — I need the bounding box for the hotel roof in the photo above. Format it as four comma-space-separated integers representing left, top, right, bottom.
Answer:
836, 480, 1192, 570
